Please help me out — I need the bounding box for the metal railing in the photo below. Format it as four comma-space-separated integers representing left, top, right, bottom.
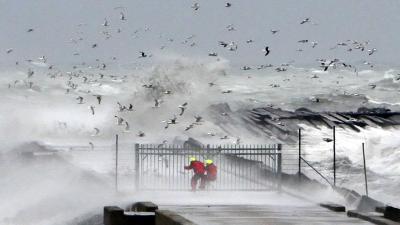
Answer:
134, 144, 282, 191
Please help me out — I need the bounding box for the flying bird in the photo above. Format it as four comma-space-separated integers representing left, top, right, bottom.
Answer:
192, 3, 200, 10
300, 18, 310, 24
120, 12, 126, 21
270, 29, 279, 34
178, 102, 188, 116
76, 96, 84, 104
368, 48, 377, 56
89, 105, 95, 115
139, 51, 147, 58
263, 46, 270, 56
102, 18, 109, 27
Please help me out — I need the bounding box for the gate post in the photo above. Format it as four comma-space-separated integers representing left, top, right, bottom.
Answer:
277, 144, 282, 192
134, 143, 140, 191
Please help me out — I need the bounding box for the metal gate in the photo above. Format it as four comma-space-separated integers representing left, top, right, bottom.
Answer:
134, 144, 282, 191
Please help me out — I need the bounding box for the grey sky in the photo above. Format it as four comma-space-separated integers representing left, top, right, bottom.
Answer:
1, 0, 400, 68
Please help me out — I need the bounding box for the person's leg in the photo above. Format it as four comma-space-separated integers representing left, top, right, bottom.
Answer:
199, 175, 206, 190
191, 174, 200, 191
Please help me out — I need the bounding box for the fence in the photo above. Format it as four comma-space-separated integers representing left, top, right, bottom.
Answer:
134, 144, 282, 191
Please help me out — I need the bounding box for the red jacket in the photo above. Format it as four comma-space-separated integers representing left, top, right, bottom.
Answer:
206, 164, 217, 180
184, 161, 205, 175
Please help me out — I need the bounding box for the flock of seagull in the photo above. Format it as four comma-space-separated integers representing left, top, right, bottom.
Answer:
3, 2, 382, 147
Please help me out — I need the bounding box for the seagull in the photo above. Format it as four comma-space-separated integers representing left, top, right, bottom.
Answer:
178, 102, 188, 116
207, 132, 216, 136
114, 116, 124, 125
298, 40, 308, 43
194, 115, 203, 123
300, 18, 310, 24
192, 3, 200, 10
124, 121, 130, 131
208, 52, 218, 57
76, 96, 84, 104
139, 51, 147, 58
275, 67, 287, 72
225, 2, 232, 7
218, 41, 228, 48
263, 46, 270, 56
270, 29, 279, 34
163, 115, 178, 129
220, 135, 229, 140
368, 48, 377, 56
323, 138, 333, 143
137, 131, 145, 137
102, 18, 109, 27
222, 90, 232, 94
128, 104, 134, 111
120, 12, 126, 21
92, 43, 98, 48
6, 48, 13, 54
208, 82, 216, 87
311, 41, 318, 48
185, 124, 194, 131
27, 28, 34, 32
226, 24, 235, 31
241, 66, 251, 70
92, 128, 100, 136
27, 69, 34, 78
246, 39, 254, 43
89, 105, 95, 115
143, 84, 154, 89
154, 99, 162, 107
228, 42, 238, 51
96, 95, 102, 104
235, 138, 241, 145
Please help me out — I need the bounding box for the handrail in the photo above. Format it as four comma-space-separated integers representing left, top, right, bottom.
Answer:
300, 157, 333, 187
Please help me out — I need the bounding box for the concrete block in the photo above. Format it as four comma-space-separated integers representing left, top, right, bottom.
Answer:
156, 210, 197, 225
348, 210, 400, 225
356, 195, 385, 212
104, 206, 155, 225
124, 212, 155, 225
319, 203, 346, 212
384, 206, 400, 222
132, 202, 159, 212
104, 206, 124, 225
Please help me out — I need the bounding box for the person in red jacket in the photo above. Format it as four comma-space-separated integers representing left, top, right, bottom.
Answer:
184, 157, 206, 191
205, 159, 217, 183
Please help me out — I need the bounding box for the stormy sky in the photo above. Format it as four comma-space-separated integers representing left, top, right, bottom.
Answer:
1, 0, 400, 68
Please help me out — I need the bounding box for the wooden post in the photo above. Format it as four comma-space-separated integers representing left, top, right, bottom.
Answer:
362, 143, 369, 196
333, 126, 336, 186
115, 134, 119, 192
298, 128, 301, 180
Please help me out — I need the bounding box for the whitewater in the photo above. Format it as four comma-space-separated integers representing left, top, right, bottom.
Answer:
0, 56, 400, 224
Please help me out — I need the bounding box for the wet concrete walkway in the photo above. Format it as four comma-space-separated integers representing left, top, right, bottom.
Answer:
164, 205, 371, 225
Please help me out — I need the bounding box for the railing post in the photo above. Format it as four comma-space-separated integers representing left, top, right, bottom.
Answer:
277, 144, 282, 192
135, 143, 140, 191
333, 126, 336, 187
362, 143, 368, 196
298, 128, 301, 181
115, 134, 119, 192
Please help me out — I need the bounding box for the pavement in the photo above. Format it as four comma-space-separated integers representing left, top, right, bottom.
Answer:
131, 191, 372, 224
163, 204, 371, 225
